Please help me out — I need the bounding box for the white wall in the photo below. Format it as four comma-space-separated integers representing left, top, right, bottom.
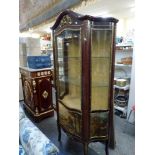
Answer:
19, 40, 27, 67
19, 37, 42, 67
127, 49, 135, 123
117, 16, 135, 38
19, 37, 41, 101
20, 37, 41, 56
117, 19, 126, 37
19, 74, 24, 101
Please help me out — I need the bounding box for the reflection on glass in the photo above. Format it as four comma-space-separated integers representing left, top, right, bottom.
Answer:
91, 87, 109, 110
91, 28, 112, 111
91, 58, 110, 86
56, 29, 81, 110
91, 29, 112, 57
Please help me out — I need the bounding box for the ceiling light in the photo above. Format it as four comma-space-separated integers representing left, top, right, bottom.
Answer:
28, 28, 33, 32
19, 32, 31, 38
130, 7, 135, 13
44, 27, 52, 33
31, 33, 40, 38
19, 32, 40, 38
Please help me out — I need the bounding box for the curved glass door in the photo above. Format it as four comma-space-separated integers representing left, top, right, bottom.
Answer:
90, 25, 113, 138
91, 27, 113, 111
55, 29, 82, 111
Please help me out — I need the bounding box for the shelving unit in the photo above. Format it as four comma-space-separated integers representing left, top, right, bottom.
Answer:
114, 44, 133, 117
114, 105, 127, 116
40, 35, 53, 55
115, 49, 133, 52
114, 84, 130, 90
115, 64, 132, 67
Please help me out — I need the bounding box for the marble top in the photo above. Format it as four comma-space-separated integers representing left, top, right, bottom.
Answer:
19, 66, 54, 72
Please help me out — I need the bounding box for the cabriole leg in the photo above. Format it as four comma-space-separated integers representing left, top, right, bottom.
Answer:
83, 142, 88, 155
105, 140, 109, 155
58, 123, 61, 141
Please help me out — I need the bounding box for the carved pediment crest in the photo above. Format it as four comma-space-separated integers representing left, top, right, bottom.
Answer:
60, 15, 72, 27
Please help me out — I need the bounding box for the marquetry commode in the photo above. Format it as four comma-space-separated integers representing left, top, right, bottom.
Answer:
20, 67, 54, 121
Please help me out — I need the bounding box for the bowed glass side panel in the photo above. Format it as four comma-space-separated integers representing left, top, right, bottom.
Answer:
55, 29, 82, 136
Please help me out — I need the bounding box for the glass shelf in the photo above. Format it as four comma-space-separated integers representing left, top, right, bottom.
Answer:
58, 57, 81, 61
114, 84, 130, 90
92, 83, 109, 87
59, 96, 81, 111
59, 77, 81, 86
116, 49, 133, 52
114, 105, 127, 113
59, 75, 109, 87
91, 56, 110, 58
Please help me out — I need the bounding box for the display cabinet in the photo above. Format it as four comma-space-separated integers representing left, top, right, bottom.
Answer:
51, 10, 118, 155
20, 67, 54, 122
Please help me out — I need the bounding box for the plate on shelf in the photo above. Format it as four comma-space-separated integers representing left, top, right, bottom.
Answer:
114, 68, 127, 78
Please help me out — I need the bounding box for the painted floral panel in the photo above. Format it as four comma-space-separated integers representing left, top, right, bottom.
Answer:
90, 112, 109, 138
